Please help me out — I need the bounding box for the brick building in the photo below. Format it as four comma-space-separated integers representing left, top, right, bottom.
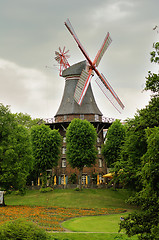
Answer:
45, 61, 114, 186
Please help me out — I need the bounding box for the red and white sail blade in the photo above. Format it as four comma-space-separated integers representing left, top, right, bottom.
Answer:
74, 69, 93, 105
65, 19, 93, 66
95, 74, 124, 113
93, 32, 112, 67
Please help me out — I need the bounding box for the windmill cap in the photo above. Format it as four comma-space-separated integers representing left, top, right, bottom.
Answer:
62, 60, 87, 77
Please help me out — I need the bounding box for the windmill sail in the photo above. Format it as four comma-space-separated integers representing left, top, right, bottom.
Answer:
65, 19, 92, 66
95, 74, 124, 113
94, 32, 112, 67
74, 69, 93, 105
64, 18, 124, 112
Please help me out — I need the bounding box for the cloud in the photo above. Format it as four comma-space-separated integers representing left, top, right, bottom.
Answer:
0, 58, 57, 117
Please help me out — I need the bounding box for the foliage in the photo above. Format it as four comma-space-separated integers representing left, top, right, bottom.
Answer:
119, 128, 159, 236
13, 112, 41, 130
102, 120, 126, 167
0, 218, 49, 240
114, 94, 159, 190
66, 119, 97, 188
66, 119, 97, 170
145, 42, 159, 95
68, 173, 77, 184
118, 42, 159, 239
40, 187, 53, 193
150, 42, 159, 64
31, 124, 62, 175
0, 104, 33, 190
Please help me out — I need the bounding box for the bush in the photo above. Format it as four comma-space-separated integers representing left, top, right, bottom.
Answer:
40, 187, 53, 193
14, 188, 26, 196
68, 173, 77, 184
0, 219, 49, 240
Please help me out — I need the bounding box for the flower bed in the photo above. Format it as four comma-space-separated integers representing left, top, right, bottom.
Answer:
0, 206, 125, 231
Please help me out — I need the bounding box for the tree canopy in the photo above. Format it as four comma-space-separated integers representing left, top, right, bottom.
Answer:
0, 104, 33, 191
66, 119, 97, 170
118, 41, 159, 239
31, 124, 62, 174
102, 119, 126, 168
66, 118, 97, 188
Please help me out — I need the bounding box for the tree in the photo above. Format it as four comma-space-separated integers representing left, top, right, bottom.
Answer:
14, 112, 41, 130
0, 104, 33, 191
119, 127, 159, 240
66, 119, 97, 189
31, 124, 62, 186
118, 42, 159, 239
102, 119, 126, 168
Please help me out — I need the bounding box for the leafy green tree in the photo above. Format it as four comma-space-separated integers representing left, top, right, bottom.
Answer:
114, 42, 159, 191
14, 112, 41, 129
119, 127, 159, 240
31, 124, 62, 186
118, 42, 159, 239
66, 118, 97, 189
102, 119, 126, 168
0, 104, 33, 191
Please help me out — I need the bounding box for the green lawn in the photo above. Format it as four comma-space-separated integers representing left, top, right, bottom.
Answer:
62, 212, 129, 233
5, 188, 136, 210
49, 233, 138, 240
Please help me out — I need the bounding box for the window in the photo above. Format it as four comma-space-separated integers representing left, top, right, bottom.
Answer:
99, 159, 103, 168
95, 114, 99, 121
64, 115, 67, 120
62, 147, 66, 154
80, 114, 84, 120
98, 147, 101, 154
61, 175, 64, 184
62, 159, 66, 168
99, 173, 103, 183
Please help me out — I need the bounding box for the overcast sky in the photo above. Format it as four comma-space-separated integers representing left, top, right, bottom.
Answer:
0, 0, 158, 121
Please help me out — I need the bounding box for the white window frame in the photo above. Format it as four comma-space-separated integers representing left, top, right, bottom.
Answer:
95, 114, 99, 121
99, 159, 103, 168
62, 159, 66, 168
62, 147, 66, 154
98, 147, 101, 154
80, 114, 84, 120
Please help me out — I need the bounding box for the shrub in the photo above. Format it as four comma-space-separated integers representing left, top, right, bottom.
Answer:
40, 187, 53, 193
68, 173, 77, 184
0, 219, 49, 240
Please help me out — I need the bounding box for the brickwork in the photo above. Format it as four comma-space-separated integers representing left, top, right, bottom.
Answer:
47, 120, 110, 185
55, 114, 102, 123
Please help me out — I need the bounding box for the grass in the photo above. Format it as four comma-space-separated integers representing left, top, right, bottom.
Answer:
62, 212, 129, 233
5, 188, 136, 209
49, 233, 138, 240
3, 188, 139, 239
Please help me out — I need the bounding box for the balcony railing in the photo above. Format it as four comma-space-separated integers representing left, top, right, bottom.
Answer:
43, 116, 116, 124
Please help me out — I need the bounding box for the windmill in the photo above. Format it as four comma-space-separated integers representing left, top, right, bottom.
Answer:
55, 47, 70, 76
64, 18, 124, 113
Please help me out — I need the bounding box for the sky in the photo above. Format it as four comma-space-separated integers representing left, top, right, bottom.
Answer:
0, 0, 158, 121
